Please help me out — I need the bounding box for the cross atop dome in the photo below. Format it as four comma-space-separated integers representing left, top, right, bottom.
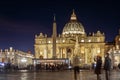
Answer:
70, 9, 77, 21
53, 14, 56, 22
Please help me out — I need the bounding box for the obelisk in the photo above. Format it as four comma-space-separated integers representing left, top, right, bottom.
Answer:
52, 15, 57, 58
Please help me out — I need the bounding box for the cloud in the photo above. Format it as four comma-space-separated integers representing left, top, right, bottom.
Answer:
0, 18, 45, 34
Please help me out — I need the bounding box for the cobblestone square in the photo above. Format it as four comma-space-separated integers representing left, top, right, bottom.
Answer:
0, 70, 120, 80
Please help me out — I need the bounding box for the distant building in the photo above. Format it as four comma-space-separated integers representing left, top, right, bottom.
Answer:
34, 10, 105, 66
107, 29, 120, 67
0, 47, 34, 68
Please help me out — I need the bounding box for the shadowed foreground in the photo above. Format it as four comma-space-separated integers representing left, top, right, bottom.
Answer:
0, 70, 120, 80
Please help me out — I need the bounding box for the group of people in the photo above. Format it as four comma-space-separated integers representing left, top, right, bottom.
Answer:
73, 53, 111, 80
94, 53, 111, 80
36, 63, 68, 71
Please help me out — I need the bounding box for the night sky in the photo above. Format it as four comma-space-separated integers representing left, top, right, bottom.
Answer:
0, 0, 120, 53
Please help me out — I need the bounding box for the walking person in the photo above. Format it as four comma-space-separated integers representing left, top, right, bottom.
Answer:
94, 56, 102, 80
104, 53, 111, 80
73, 55, 80, 80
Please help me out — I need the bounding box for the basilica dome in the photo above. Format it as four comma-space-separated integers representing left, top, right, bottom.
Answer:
62, 10, 85, 36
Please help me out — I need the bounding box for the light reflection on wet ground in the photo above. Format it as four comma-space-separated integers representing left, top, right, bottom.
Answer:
0, 70, 120, 80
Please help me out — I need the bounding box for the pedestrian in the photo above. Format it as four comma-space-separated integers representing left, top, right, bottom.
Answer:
73, 55, 80, 80
104, 53, 111, 80
118, 63, 120, 69
94, 56, 102, 80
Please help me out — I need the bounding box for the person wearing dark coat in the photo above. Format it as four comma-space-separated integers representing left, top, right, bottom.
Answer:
73, 55, 80, 80
104, 53, 111, 80
95, 56, 102, 80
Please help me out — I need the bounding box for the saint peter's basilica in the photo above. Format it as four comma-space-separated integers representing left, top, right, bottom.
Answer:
34, 10, 106, 66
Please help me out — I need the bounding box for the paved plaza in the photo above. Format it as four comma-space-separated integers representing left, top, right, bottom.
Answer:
0, 70, 120, 80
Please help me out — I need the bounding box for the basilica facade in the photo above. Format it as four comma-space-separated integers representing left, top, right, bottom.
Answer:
34, 10, 105, 66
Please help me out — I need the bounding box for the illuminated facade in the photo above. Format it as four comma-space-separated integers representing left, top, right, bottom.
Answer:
0, 47, 34, 68
34, 10, 105, 66
107, 29, 120, 67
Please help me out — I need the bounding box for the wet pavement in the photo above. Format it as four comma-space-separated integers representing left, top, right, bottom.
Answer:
0, 70, 120, 80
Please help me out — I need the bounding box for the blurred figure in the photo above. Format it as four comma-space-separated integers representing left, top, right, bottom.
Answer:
95, 56, 102, 80
73, 55, 80, 80
118, 63, 120, 69
104, 53, 111, 80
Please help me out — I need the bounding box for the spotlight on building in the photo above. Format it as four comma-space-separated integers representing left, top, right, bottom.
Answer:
21, 58, 27, 63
